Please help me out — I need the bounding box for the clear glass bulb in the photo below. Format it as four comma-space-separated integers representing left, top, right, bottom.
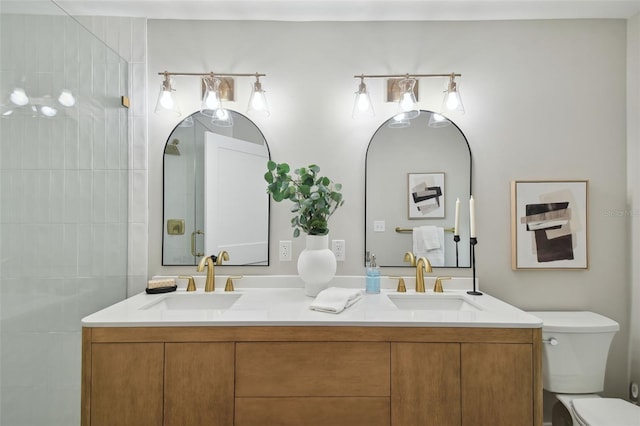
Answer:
159, 90, 174, 109
58, 90, 76, 107
400, 92, 414, 111
204, 91, 221, 109
40, 105, 57, 117
10, 88, 29, 106
445, 93, 460, 110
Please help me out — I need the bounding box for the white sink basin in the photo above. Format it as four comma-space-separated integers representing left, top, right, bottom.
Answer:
141, 292, 242, 311
387, 293, 483, 311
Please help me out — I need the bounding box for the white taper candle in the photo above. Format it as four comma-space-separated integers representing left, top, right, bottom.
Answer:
469, 195, 476, 238
454, 197, 460, 236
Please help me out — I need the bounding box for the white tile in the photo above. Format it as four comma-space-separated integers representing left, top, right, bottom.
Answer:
106, 108, 120, 169
49, 170, 65, 223
92, 111, 106, 170
131, 18, 147, 63
92, 170, 106, 223
128, 221, 148, 276
77, 170, 92, 223
105, 17, 120, 55
129, 169, 147, 223
90, 16, 106, 43
131, 62, 147, 117
118, 17, 133, 62
127, 275, 147, 297
132, 115, 147, 170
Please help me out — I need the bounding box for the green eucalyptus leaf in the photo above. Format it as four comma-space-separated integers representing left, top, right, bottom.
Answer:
293, 228, 300, 238
309, 164, 320, 173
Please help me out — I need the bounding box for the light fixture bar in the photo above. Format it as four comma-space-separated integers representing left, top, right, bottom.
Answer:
353, 73, 461, 79
158, 71, 266, 78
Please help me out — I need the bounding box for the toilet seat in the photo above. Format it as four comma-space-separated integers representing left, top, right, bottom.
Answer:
571, 397, 640, 426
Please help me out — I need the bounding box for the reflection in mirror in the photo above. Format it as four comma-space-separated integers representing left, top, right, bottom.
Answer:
365, 111, 472, 268
163, 110, 270, 266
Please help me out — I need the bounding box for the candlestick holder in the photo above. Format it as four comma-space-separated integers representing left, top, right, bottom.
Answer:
453, 234, 460, 268
467, 237, 483, 296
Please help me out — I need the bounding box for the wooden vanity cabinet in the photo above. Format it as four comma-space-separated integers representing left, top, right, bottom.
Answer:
82, 326, 541, 426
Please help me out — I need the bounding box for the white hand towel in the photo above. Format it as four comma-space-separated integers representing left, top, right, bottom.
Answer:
413, 226, 445, 267
413, 226, 441, 252
309, 287, 364, 314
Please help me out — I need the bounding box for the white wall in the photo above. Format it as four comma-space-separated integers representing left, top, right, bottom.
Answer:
147, 19, 630, 398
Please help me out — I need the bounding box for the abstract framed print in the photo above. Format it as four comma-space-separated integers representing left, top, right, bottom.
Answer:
511, 180, 588, 270
408, 173, 445, 219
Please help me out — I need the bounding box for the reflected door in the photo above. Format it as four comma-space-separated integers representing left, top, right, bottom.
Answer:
204, 132, 269, 264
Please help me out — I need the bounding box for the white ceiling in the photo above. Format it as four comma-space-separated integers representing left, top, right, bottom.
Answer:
51, 0, 640, 21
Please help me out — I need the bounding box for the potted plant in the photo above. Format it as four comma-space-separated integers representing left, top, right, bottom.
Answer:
265, 161, 344, 295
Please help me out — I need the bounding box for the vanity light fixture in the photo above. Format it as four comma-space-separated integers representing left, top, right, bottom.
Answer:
352, 72, 463, 121
442, 73, 464, 114
155, 71, 268, 125
352, 75, 374, 118
155, 72, 181, 116
247, 74, 270, 117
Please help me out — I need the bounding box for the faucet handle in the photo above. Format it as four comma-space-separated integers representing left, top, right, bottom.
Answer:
433, 276, 451, 293
225, 275, 242, 292
179, 275, 197, 292
389, 276, 406, 292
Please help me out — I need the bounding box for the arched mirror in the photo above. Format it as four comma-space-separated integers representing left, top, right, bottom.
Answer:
365, 110, 472, 267
162, 110, 270, 266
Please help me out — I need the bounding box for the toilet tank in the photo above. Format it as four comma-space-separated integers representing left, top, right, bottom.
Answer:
529, 311, 619, 394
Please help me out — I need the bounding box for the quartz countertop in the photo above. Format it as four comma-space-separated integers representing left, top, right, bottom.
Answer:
81, 275, 542, 328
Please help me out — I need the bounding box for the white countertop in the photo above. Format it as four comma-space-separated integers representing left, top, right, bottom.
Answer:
81, 275, 542, 328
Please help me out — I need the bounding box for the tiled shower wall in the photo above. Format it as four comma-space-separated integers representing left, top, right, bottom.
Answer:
74, 15, 148, 296
0, 5, 143, 425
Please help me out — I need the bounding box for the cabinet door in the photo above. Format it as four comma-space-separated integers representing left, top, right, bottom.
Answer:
164, 342, 234, 426
391, 343, 461, 426
91, 343, 164, 426
461, 343, 533, 426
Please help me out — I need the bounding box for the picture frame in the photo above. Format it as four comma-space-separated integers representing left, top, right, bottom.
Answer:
511, 180, 588, 270
408, 172, 445, 219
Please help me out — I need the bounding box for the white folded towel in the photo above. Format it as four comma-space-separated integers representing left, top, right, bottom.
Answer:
309, 287, 364, 314
413, 226, 445, 267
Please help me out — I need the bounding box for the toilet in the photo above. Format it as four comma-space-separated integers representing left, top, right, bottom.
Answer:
530, 311, 640, 426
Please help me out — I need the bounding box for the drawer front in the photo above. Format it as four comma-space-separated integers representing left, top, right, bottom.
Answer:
236, 342, 390, 397
235, 397, 390, 426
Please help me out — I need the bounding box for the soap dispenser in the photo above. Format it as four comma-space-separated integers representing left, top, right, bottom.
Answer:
366, 254, 380, 294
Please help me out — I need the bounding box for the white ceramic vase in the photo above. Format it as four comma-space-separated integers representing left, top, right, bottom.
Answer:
297, 234, 337, 297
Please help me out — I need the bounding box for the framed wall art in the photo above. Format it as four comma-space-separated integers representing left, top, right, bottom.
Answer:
408, 172, 445, 219
511, 180, 588, 269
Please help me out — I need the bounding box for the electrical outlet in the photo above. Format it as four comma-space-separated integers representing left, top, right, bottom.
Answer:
373, 220, 385, 232
332, 239, 345, 261
279, 240, 292, 261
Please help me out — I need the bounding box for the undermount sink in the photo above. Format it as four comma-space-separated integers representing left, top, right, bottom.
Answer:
141, 292, 242, 311
387, 293, 483, 312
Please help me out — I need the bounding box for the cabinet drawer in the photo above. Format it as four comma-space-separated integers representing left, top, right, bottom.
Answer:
235, 397, 390, 426
236, 342, 390, 396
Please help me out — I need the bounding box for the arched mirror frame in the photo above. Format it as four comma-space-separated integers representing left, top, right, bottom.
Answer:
364, 110, 473, 268
162, 109, 271, 266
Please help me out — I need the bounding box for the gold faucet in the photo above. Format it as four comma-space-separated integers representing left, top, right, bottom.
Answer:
433, 276, 451, 293
197, 251, 230, 292
415, 257, 432, 292
403, 251, 416, 267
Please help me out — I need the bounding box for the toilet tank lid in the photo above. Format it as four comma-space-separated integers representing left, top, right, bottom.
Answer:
528, 311, 619, 333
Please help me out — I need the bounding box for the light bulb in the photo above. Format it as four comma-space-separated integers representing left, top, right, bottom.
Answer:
10, 88, 29, 106
204, 91, 221, 109
40, 105, 58, 117
216, 108, 229, 120
356, 93, 370, 111
159, 90, 174, 109
400, 92, 414, 111
446, 93, 460, 110
251, 92, 266, 110
58, 90, 76, 107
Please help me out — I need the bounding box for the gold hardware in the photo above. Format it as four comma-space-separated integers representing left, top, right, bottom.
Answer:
167, 219, 185, 235
121, 95, 130, 108
403, 251, 416, 267
215, 250, 229, 265
197, 251, 230, 292
396, 227, 455, 234
387, 78, 419, 103
201, 76, 235, 102
433, 276, 451, 293
390, 276, 406, 292
191, 230, 204, 257
415, 257, 433, 293
179, 275, 196, 292
225, 275, 242, 292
